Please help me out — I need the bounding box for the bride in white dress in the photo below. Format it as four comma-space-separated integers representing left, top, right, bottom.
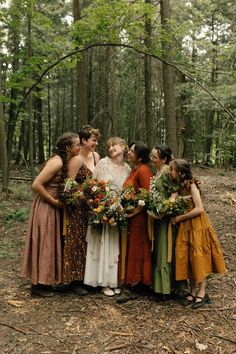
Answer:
84, 137, 131, 296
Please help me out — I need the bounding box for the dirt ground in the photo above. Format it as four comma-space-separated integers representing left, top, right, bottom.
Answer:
0, 168, 235, 354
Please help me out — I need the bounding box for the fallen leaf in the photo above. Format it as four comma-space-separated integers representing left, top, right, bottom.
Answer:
195, 339, 208, 351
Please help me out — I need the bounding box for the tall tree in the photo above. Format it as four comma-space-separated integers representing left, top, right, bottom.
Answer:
73, 0, 88, 129
160, 0, 178, 156
144, 0, 154, 147
26, 0, 34, 180
0, 53, 8, 192
6, 0, 21, 165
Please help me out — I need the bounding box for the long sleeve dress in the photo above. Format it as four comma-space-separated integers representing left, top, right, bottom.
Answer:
84, 157, 131, 288
124, 163, 153, 286
22, 174, 63, 285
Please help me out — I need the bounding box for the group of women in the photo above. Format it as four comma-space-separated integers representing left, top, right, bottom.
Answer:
22, 126, 227, 308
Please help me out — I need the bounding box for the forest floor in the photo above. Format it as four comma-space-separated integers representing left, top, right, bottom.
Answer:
0, 167, 235, 354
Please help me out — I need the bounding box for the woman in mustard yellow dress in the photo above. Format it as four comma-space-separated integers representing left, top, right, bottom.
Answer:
170, 159, 227, 308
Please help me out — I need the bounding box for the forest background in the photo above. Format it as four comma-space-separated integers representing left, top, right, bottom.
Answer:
0, 0, 236, 190
0, 2, 236, 353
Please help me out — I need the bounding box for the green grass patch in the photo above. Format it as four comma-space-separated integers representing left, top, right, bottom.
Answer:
3, 208, 29, 224
0, 238, 24, 260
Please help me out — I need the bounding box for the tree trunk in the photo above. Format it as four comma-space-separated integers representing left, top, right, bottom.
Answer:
144, 0, 154, 147
27, 1, 34, 181
6, 0, 21, 166
70, 69, 75, 131
204, 14, 218, 165
35, 92, 45, 163
47, 82, 51, 156
73, 0, 88, 129
0, 55, 9, 192
160, 0, 178, 157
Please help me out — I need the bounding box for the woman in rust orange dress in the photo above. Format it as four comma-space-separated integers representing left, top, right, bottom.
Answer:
124, 142, 153, 288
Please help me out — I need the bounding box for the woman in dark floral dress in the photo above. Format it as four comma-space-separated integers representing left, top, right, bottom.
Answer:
63, 126, 100, 295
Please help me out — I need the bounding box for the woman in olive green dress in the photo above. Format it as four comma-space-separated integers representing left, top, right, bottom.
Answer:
149, 145, 181, 299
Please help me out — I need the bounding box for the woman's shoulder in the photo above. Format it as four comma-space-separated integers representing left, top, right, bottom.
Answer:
161, 165, 171, 179
68, 155, 83, 175
93, 151, 100, 161
124, 162, 131, 171
139, 163, 152, 171
70, 154, 83, 163
45, 155, 63, 169
95, 156, 109, 167
163, 164, 170, 172
138, 163, 153, 176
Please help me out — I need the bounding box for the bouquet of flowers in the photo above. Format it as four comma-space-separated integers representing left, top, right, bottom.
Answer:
82, 178, 124, 226
146, 177, 188, 218
120, 185, 148, 215
145, 177, 165, 215
60, 178, 84, 206
160, 196, 188, 217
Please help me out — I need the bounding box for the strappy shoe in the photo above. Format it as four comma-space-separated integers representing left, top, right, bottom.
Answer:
191, 294, 210, 309
180, 292, 195, 307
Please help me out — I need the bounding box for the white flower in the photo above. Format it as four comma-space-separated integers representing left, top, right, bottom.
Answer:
138, 200, 145, 206
92, 186, 98, 192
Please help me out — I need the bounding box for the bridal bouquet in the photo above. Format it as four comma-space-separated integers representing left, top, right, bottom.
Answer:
60, 178, 84, 206
82, 178, 124, 226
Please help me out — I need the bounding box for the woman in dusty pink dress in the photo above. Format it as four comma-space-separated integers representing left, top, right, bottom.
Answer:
22, 132, 80, 297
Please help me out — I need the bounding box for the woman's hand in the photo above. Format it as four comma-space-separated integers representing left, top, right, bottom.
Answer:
53, 199, 64, 208
171, 215, 181, 225
147, 210, 162, 220
126, 206, 144, 218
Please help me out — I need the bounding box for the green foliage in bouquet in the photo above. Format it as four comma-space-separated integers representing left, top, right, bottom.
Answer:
60, 178, 84, 206
160, 196, 188, 217
145, 177, 188, 218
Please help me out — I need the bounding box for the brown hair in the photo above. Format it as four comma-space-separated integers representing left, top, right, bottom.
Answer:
78, 125, 100, 142
170, 159, 201, 190
155, 144, 173, 164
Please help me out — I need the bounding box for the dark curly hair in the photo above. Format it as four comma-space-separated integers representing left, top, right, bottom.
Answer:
130, 141, 150, 164
155, 144, 173, 164
54, 132, 79, 183
78, 125, 100, 143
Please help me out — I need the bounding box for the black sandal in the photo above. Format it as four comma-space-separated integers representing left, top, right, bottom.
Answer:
191, 294, 210, 309
180, 292, 195, 307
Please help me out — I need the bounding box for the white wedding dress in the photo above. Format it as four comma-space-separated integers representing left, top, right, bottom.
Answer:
84, 157, 131, 288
